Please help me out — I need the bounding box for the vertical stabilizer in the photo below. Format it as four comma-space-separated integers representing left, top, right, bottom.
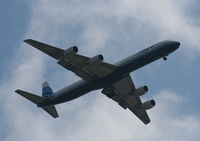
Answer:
42, 81, 55, 99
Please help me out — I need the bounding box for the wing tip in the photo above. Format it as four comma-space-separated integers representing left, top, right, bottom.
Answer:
53, 113, 59, 118
24, 39, 33, 44
15, 89, 22, 94
143, 118, 151, 125
144, 120, 151, 125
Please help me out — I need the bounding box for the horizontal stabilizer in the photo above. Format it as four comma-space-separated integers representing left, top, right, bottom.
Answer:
15, 89, 59, 118
15, 89, 45, 105
42, 105, 59, 118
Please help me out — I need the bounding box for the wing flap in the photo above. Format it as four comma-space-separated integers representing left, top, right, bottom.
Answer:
57, 59, 96, 81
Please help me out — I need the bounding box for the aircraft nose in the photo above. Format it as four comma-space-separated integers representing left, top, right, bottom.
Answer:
173, 41, 180, 49
164, 41, 180, 54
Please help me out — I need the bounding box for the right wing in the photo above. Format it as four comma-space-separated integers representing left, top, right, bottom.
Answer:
102, 75, 151, 124
25, 39, 117, 82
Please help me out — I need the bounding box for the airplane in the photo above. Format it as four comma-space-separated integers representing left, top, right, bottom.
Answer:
15, 39, 180, 124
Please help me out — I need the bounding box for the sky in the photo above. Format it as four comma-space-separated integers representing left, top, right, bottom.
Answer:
0, 0, 200, 140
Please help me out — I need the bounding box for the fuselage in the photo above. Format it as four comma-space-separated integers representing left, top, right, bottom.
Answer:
44, 40, 180, 106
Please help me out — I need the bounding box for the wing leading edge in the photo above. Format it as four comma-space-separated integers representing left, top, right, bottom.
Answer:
102, 75, 151, 124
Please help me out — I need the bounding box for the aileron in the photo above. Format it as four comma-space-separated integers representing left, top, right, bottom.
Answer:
57, 59, 97, 81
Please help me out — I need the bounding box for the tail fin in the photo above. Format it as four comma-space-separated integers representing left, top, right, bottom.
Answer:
42, 81, 55, 99
15, 89, 59, 118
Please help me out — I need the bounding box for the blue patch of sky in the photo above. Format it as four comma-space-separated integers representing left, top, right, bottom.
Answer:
0, 0, 30, 137
185, 0, 200, 18
0, 0, 30, 76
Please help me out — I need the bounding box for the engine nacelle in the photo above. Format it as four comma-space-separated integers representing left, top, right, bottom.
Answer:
133, 86, 148, 96
142, 100, 156, 110
89, 55, 104, 64
63, 46, 78, 55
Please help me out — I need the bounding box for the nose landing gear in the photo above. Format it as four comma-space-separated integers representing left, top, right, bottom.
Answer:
163, 54, 168, 61
163, 56, 167, 60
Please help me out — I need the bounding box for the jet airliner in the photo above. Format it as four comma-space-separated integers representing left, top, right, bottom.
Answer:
15, 39, 180, 124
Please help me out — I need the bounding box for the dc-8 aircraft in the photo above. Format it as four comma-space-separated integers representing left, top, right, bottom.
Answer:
15, 39, 180, 124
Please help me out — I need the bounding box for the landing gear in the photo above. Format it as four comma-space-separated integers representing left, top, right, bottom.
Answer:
163, 56, 167, 61
163, 54, 168, 61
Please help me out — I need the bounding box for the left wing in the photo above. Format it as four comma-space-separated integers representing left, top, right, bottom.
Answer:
25, 39, 117, 82
102, 75, 152, 124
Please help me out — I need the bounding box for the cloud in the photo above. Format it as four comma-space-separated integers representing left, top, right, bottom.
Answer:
1, 0, 200, 141
33, 0, 200, 51
65, 90, 200, 141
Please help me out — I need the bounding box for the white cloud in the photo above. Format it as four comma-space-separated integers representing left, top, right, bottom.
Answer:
1, 0, 200, 140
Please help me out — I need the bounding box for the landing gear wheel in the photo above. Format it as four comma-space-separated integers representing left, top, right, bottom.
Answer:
163, 56, 167, 60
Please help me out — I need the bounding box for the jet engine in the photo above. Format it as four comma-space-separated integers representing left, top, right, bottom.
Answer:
90, 55, 104, 64
142, 100, 156, 110
133, 86, 148, 96
63, 46, 78, 55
